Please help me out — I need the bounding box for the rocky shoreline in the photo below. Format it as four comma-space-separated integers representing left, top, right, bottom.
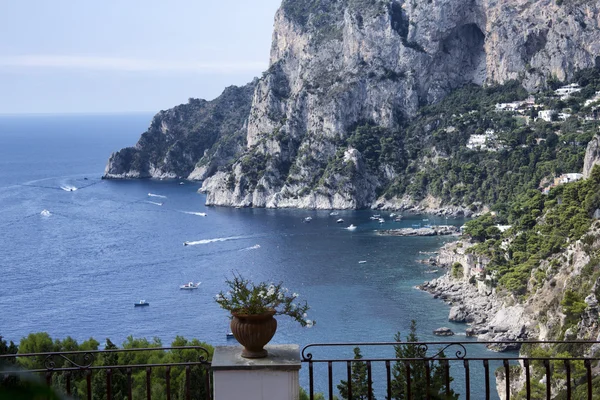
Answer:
377, 225, 459, 237
418, 241, 532, 351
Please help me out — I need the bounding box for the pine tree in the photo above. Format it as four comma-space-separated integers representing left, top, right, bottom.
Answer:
337, 347, 376, 400
389, 321, 458, 400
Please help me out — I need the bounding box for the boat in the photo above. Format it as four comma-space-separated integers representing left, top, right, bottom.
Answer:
394, 216, 403, 222
390, 213, 396, 217
346, 224, 357, 231
180, 282, 200, 290
134, 300, 149, 307
358, 260, 367, 264
303, 217, 313, 223
378, 218, 385, 223
422, 218, 429, 222
226, 332, 235, 339
329, 211, 339, 216
336, 218, 344, 223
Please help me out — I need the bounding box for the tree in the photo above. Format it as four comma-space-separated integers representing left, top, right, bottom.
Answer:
390, 321, 458, 400
337, 347, 375, 400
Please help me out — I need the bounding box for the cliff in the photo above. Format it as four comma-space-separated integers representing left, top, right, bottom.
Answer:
104, 0, 600, 210
103, 81, 256, 180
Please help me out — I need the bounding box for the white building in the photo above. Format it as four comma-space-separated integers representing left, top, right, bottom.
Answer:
466, 134, 487, 149
555, 83, 581, 100
558, 112, 571, 121
559, 173, 583, 184
466, 130, 497, 151
538, 110, 557, 122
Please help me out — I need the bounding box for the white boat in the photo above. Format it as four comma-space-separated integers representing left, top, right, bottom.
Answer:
358, 260, 367, 264
329, 211, 339, 216
226, 332, 235, 339
346, 224, 357, 231
180, 282, 200, 290
303, 217, 313, 223
336, 218, 344, 223
390, 213, 396, 217
378, 218, 385, 223
134, 300, 149, 307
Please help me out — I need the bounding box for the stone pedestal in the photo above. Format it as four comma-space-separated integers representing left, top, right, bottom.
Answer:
211, 345, 301, 400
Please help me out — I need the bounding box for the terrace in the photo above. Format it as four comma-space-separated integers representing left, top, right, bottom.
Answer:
2, 340, 600, 399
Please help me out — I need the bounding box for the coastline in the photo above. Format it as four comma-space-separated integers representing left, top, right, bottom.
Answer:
418, 240, 532, 351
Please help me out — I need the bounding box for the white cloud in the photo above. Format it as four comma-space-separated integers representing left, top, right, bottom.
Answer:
0, 55, 268, 74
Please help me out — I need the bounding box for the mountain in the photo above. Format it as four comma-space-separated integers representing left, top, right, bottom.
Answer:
104, 0, 600, 211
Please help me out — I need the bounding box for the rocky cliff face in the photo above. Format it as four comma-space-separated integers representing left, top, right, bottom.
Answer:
422, 223, 600, 349
105, 0, 600, 209
103, 82, 256, 180
202, 0, 600, 208
583, 134, 600, 179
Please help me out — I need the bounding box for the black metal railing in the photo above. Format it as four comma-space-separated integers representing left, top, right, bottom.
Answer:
0, 346, 212, 400
300, 341, 600, 400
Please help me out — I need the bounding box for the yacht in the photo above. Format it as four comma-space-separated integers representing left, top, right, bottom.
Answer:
336, 218, 344, 223
180, 282, 200, 290
134, 300, 149, 307
346, 224, 357, 231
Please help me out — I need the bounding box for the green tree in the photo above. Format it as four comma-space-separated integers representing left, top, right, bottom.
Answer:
390, 321, 458, 400
337, 347, 375, 400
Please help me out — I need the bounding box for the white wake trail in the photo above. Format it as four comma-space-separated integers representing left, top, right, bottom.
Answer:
148, 193, 167, 198
240, 244, 261, 251
146, 201, 163, 206
60, 185, 78, 192
181, 211, 207, 217
184, 236, 245, 246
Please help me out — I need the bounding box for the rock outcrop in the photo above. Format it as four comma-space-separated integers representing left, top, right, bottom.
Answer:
105, 0, 600, 210
421, 222, 600, 352
583, 135, 600, 179
103, 81, 256, 180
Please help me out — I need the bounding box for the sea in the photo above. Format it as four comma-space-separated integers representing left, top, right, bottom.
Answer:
0, 113, 502, 398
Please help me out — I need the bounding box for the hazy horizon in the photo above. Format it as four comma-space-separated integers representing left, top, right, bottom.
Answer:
1, 0, 281, 114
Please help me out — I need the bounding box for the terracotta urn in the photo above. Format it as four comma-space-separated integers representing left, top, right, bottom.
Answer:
230, 310, 277, 358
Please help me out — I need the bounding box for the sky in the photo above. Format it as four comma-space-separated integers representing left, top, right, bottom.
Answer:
0, 0, 282, 114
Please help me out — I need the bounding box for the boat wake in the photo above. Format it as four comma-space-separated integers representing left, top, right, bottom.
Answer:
241, 244, 261, 251
146, 201, 163, 206
148, 193, 167, 199
60, 185, 78, 192
181, 211, 207, 217
184, 236, 245, 246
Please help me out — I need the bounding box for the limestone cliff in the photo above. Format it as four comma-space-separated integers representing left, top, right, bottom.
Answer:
103, 81, 256, 180
105, 0, 600, 210
583, 134, 600, 179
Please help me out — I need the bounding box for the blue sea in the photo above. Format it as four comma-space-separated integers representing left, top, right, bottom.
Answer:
0, 114, 501, 398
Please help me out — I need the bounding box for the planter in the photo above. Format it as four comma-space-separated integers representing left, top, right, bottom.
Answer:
230, 310, 277, 358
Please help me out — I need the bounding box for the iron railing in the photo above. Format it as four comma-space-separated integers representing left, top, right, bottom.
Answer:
0, 345, 212, 400
300, 340, 600, 400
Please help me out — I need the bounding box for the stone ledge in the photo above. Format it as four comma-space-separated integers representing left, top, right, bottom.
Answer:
211, 345, 301, 371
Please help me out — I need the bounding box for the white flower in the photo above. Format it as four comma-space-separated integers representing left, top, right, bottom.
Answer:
215, 294, 224, 301
303, 313, 307, 318
277, 292, 284, 300
292, 292, 299, 298
267, 287, 275, 297
290, 303, 297, 310
305, 319, 314, 328
258, 290, 266, 298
